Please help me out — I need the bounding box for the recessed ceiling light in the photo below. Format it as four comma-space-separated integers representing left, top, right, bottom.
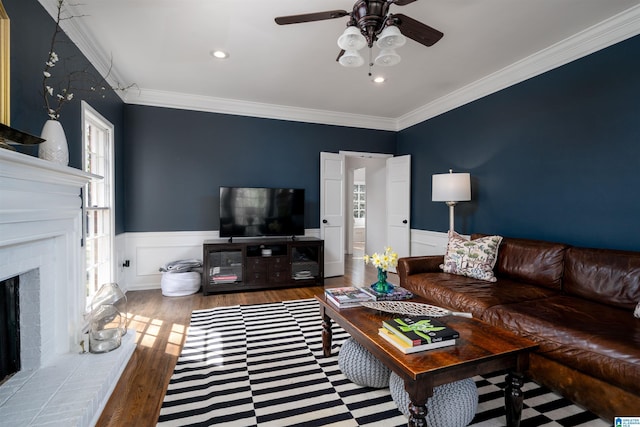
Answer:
211, 50, 229, 59
373, 76, 385, 84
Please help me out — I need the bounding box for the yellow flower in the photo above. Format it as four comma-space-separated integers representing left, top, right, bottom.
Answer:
364, 246, 399, 272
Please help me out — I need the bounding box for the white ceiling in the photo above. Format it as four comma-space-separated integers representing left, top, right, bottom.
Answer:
41, 0, 640, 131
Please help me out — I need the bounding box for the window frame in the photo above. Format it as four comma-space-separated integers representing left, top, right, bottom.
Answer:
81, 101, 115, 306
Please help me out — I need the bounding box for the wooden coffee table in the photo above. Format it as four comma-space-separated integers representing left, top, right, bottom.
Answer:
315, 294, 539, 427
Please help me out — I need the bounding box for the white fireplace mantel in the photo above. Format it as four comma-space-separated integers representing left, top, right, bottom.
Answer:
0, 149, 134, 427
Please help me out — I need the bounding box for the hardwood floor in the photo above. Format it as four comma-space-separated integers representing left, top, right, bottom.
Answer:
96, 255, 388, 427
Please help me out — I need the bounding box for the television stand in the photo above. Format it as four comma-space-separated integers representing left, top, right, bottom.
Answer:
202, 237, 324, 295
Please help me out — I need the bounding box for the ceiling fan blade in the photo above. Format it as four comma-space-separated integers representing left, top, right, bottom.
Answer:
275, 10, 349, 25
392, 0, 418, 5
392, 13, 443, 47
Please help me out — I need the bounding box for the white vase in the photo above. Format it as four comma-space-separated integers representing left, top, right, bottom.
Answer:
39, 120, 69, 166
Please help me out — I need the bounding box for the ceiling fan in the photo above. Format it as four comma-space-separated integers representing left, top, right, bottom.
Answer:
275, 0, 443, 68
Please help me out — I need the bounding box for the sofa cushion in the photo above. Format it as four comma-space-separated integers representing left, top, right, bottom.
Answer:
484, 295, 640, 395
472, 234, 568, 290
564, 247, 640, 310
442, 231, 502, 282
402, 272, 559, 320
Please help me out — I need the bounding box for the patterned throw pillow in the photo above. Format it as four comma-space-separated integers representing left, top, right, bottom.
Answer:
441, 231, 503, 282
635, 302, 640, 319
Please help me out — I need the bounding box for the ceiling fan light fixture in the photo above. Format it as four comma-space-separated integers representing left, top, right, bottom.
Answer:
376, 25, 406, 49
339, 49, 365, 67
374, 48, 401, 66
337, 26, 367, 51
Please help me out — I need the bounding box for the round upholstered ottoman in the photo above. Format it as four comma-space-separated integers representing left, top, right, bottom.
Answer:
389, 372, 478, 426
160, 272, 201, 296
338, 337, 391, 388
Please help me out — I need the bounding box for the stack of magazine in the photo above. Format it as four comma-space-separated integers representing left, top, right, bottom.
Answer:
359, 285, 413, 301
324, 285, 414, 309
324, 287, 373, 308
378, 316, 459, 354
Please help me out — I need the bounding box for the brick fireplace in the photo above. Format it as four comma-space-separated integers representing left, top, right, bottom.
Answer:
0, 149, 135, 426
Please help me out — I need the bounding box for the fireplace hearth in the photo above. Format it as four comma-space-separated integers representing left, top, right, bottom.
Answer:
0, 149, 135, 426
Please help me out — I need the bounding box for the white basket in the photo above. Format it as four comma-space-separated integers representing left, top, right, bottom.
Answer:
161, 271, 201, 297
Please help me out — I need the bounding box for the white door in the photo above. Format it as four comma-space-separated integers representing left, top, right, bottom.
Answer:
386, 155, 411, 273
320, 152, 345, 277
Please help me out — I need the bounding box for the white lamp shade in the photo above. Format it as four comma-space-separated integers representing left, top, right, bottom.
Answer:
339, 50, 365, 67
337, 26, 367, 51
376, 25, 406, 49
432, 172, 471, 202
374, 48, 401, 66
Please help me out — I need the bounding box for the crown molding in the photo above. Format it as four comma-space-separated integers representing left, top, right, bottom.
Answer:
38, 1, 640, 131
396, 4, 640, 130
126, 89, 398, 131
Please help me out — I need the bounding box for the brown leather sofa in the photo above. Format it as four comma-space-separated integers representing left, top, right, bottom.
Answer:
397, 234, 640, 421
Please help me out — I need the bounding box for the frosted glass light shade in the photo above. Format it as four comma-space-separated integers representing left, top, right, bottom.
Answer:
432, 171, 471, 202
337, 26, 367, 51
376, 25, 406, 49
374, 48, 401, 66
339, 50, 365, 67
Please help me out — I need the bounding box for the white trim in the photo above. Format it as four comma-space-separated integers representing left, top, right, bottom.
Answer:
81, 101, 115, 300
339, 151, 394, 158
125, 88, 398, 131
121, 229, 321, 291
410, 229, 449, 257
43, 1, 640, 130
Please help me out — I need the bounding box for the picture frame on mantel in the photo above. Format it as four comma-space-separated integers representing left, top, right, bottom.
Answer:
0, 1, 9, 126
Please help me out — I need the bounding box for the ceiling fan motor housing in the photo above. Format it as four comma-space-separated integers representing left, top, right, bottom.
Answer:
352, 0, 393, 47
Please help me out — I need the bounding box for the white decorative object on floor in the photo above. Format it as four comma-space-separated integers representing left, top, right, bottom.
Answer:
390, 372, 478, 426
39, 119, 69, 165
161, 271, 201, 296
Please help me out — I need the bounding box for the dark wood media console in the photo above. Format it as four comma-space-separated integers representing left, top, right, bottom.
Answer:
202, 237, 324, 295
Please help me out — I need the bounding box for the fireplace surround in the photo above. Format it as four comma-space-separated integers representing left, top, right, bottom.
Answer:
0, 149, 135, 426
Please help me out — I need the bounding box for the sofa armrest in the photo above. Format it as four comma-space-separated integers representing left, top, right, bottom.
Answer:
397, 256, 444, 286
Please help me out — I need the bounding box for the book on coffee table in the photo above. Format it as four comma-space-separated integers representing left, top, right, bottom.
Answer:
378, 328, 456, 354
358, 285, 414, 301
324, 287, 373, 308
382, 316, 459, 347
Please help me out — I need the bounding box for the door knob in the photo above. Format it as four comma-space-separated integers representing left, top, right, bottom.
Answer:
322, 219, 328, 224
403, 219, 408, 224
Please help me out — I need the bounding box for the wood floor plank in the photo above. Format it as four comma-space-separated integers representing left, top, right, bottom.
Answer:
96, 255, 386, 427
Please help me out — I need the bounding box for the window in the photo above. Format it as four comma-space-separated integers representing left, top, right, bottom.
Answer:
82, 102, 115, 305
353, 184, 366, 219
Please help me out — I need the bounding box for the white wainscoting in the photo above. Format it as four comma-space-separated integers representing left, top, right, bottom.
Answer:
409, 229, 450, 257
121, 229, 321, 291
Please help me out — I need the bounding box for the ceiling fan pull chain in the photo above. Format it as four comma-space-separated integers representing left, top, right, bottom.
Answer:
368, 48, 373, 76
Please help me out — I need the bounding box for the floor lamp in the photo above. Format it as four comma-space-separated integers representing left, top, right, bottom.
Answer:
432, 170, 471, 232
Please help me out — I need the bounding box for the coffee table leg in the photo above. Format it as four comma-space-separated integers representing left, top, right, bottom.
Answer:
504, 371, 524, 427
404, 380, 432, 427
319, 305, 332, 357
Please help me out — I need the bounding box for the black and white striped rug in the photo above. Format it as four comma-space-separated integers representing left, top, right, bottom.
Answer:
157, 299, 607, 427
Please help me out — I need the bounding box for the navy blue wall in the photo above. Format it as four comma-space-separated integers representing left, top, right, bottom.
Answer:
8, 0, 640, 251
398, 35, 640, 251
6, 0, 127, 233
123, 105, 396, 231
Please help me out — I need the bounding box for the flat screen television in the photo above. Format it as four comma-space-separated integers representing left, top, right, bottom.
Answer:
219, 187, 305, 238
